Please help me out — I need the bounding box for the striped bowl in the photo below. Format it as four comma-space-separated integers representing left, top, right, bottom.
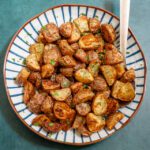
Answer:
3, 4, 147, 146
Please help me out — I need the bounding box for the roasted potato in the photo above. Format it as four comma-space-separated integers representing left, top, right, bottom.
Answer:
77, 125, 92, 136
72, 115, 85, 129
74, 49, 88, 63
60, 68, 74, 77
70, 82, 83, 94
37, 32, 47, 44
101, 24, 116, 43
86, 50, 99, 62
114, 63, 125, 78
76, 103, 91, 116
88, 61, 100, 77
75, 68, 94, 83
101, 65, 117, 86
16, 68, 30, 85
86, 113, 105, 132
106, 112, 124, 130
121, 68, 135, 82
41, 64, 54, 78
44, 121, 62, 132
104, 43, 117, 51
50, 88, 71, 101
89, 18, 100, 33
96, 35, 105, 53
70, 43, 79, 50
73, 63, 86, 71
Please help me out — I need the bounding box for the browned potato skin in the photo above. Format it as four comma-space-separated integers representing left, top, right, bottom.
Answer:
72, 115, 85, 129
74, 49, 88, 63
59, 22, 72, 38
88, 61, 100, 77
65, 95, 73, 107
101, 24, 116, 43
41, 64, 54, 78
23, 81, 35, 104
37, 32, 47, 44
16, 68, 30, 85
121, 68, 135, 82
60, 68, 74, 77
58, 40, 75, 56
70, 82, 83, 94
73, 63, 86, 71
76, 103, 91, 116
114, 63, 125, 79
96, 35, 105, 53
104, 43, 117, 51
86, 113, 105, 132
41, 23, 61, 43
70, 43, 79, 51
87, 51, 99, 62
44, 121, 62, 132
77, 125, 92, 136
106, 112, 124, 130
73, 89, 94, 105
89, 18, 100, 33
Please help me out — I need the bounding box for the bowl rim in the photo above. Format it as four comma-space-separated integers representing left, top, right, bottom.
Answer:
3, 4, 147, 146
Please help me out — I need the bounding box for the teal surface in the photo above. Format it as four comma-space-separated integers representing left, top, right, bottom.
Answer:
0, 0, 150, 149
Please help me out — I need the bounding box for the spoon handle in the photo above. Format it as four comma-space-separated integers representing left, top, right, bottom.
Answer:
120, 0, 130, 62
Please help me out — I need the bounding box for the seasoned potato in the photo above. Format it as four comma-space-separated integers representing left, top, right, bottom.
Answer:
88, 61, 100, 77
16, 68, 30, 85
43, 44, 61, 66
77, 125, 92, 136
101, 24, 116, 43
44, 121, 62, 132
60, 68, 73, 77
37, 32, 47, 44
102, 89, 111, 98
104, 43, 117, 51
79, 34, 101, 50
41, 64, 54, 78
73, 16, 89, 33
74, 63, 86, 71
70, 43, 79, 50
114, 63, 125, 78
59, 55, 77, 67
68, 23, 81, 43
29, 43, 44, 63
59, 22, 72, 38
58, 40, 75, 56
87, 50, 99, 62
72, 115, 85, 129
74, 49, 88, 63
75, 68, 94, 83
65, 95, 73, 107
23, 81, 35, 104
89, 18, 100, 33
41, 23, 61, 43
92, 93, 108, 115
26, 54, 40, 71
121, 68, 135, 82
101, 65, 117, 86
106, 112, 124, 130
50, 88, 71, 101
96, 35, 105, 53
76, 103, 91, 116
86, 113, 105, 132
70, 82, 83, 94
73, 89, 94, 105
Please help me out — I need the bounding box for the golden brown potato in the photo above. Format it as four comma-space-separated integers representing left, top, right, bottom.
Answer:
44, 121, 62, 132
70, 82, 83, 94
101, 24, 116, 43
73, 63, 86, 71
96, 35, 105, 53
114, 63, 125, 78
60, 68, 74, 77
26, 54, 40, 71
59, 55, 77, 67
75, 68, 94, 83
37, 32, 47, 44
41, 64, 54, 78
100, 65, 117, 86
104, 43, 117, 51
50, 88, 71, 101
58, 40, 75, 56
70, 43, 79, 50
59, 22, 72, 38
23, 81, 35, 104
72, 115, 85, 129
41, 23, 60, 43
86, 113, 105, 132
89, 18, 100, 33
74, 49, 88, 63
68, 23, 81, 43
79, 34, 101, 50
73, 16, 89, 33
76, 103, 91, 116
88, 61, 100, 77
92, 93, 108, 115
77, 125, 92, 136
86, 50, 99, 62
121, 68, 135, 82
102, 89, 111, 98
65, 95, 73, 107
106, 112, 124, 130
16, 68, 30, 85
73, 89, 94, 105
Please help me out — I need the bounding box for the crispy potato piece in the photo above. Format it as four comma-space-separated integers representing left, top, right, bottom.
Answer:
96, 35, 105, 53
44, 122, 61, 132
41, 64, 54, 78
58, 40, 75, 56
74, 63, 86, 71
102, 89, 111, 98
74, 49, 88, 63
50, 88, 71, 101
73, 89, 94, 105
68, 23, 81, 43
23, 81, 35, 104
60, 68, 73, 77
29, 43, 44, 63
79, 34, 101, 50
88, 61, 100, 77
89, 18, 101, 33
75, 68, 94, 83
77, 125, 92, 136
106, 112, 124, 130
101, 65, 117, 86
16, 68, 30, 85
70, 43, 79, 50
65, 95, 73, 107
121, 68, 135, 82
72, 115, 85, 129
70, 82, 83, 94
26, 54, 40, 71
104, 43, 117, 51
92, 93, 108, 115
37, 32, 47, 44
114, 63, 125, 78
41, 23, 61, 43
73, 16, 89, 33
59, 55, 77, 67
59, 22, 72, 38
76, 103, 91, 116
86, 113, 105, 132
87, 50, 99, 62
101, 24, 116, 43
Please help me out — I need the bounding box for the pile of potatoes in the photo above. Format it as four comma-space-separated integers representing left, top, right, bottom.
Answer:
16, 15, 135, 136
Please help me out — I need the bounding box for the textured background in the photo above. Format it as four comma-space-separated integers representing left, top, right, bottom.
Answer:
0, 0, 150, 150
